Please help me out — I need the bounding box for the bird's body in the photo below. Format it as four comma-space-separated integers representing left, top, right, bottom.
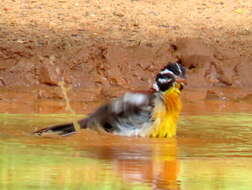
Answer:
34, 62, 186, 138
149, 86, 181, 137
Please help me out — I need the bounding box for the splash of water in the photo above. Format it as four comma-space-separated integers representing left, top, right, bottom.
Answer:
58, 81, 81, 131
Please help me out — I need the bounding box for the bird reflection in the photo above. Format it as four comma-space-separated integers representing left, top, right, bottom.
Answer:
79, 137, 179, 190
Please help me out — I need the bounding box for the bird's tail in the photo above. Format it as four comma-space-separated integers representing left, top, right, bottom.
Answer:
33, 119, 87, 136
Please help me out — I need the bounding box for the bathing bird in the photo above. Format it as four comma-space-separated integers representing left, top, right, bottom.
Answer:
34, 62, 186, 138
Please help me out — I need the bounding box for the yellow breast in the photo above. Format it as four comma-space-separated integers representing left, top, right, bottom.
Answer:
149, 87, 182, 138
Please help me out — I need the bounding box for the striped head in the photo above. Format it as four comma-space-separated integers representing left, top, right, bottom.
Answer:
152, 62, 186, 92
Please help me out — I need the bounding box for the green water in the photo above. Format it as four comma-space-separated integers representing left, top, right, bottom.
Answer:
1, 113, 252, 190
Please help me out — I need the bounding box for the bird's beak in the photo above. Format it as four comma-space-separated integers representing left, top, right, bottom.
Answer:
175, 76, 187, 86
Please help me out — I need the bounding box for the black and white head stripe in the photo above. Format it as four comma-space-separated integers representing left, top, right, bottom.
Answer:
160, 62, 186, 78
153, 73, 175, 92
152, 62, 186, 92
158, 78, 173, 83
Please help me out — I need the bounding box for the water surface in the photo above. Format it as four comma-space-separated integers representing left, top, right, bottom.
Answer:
1, 113, 252, 190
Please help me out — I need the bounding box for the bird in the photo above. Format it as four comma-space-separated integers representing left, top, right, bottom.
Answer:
33, 62, 186, 138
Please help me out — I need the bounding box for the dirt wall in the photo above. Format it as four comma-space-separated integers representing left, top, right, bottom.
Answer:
1, 37, 252, 89
0, 0, 251, 113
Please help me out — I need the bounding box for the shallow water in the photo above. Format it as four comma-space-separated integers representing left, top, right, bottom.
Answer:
1, 113, 252, 190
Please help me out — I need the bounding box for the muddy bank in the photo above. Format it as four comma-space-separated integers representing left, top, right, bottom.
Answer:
0, 0, 251, 113
0, 86, 252, 114
1, 38, 252, 114
1, 37, 252, 89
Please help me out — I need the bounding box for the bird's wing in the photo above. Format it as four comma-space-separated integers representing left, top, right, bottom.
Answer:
84, 92, 156, 134
110, 92, 152, 114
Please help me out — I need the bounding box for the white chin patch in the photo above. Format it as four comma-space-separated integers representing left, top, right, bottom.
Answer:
152, 83, 159, 91
160, 69, 174, 75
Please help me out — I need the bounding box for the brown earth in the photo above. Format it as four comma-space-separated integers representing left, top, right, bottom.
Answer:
0, 0, 252, 114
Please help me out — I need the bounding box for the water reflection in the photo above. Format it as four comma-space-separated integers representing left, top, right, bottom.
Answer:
81, 140, 179, 189
0, 139, 179, 190
1, 113, 252, 190
180, 158, 252, 190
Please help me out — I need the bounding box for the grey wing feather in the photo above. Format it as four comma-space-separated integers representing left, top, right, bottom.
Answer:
82, 92, 155, 135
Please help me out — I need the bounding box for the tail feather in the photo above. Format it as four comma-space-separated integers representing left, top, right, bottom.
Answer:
33, 123, 76, 136
33, 118, 88, 136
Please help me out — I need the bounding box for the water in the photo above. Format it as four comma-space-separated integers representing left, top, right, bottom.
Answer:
1, 113, 252, 190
